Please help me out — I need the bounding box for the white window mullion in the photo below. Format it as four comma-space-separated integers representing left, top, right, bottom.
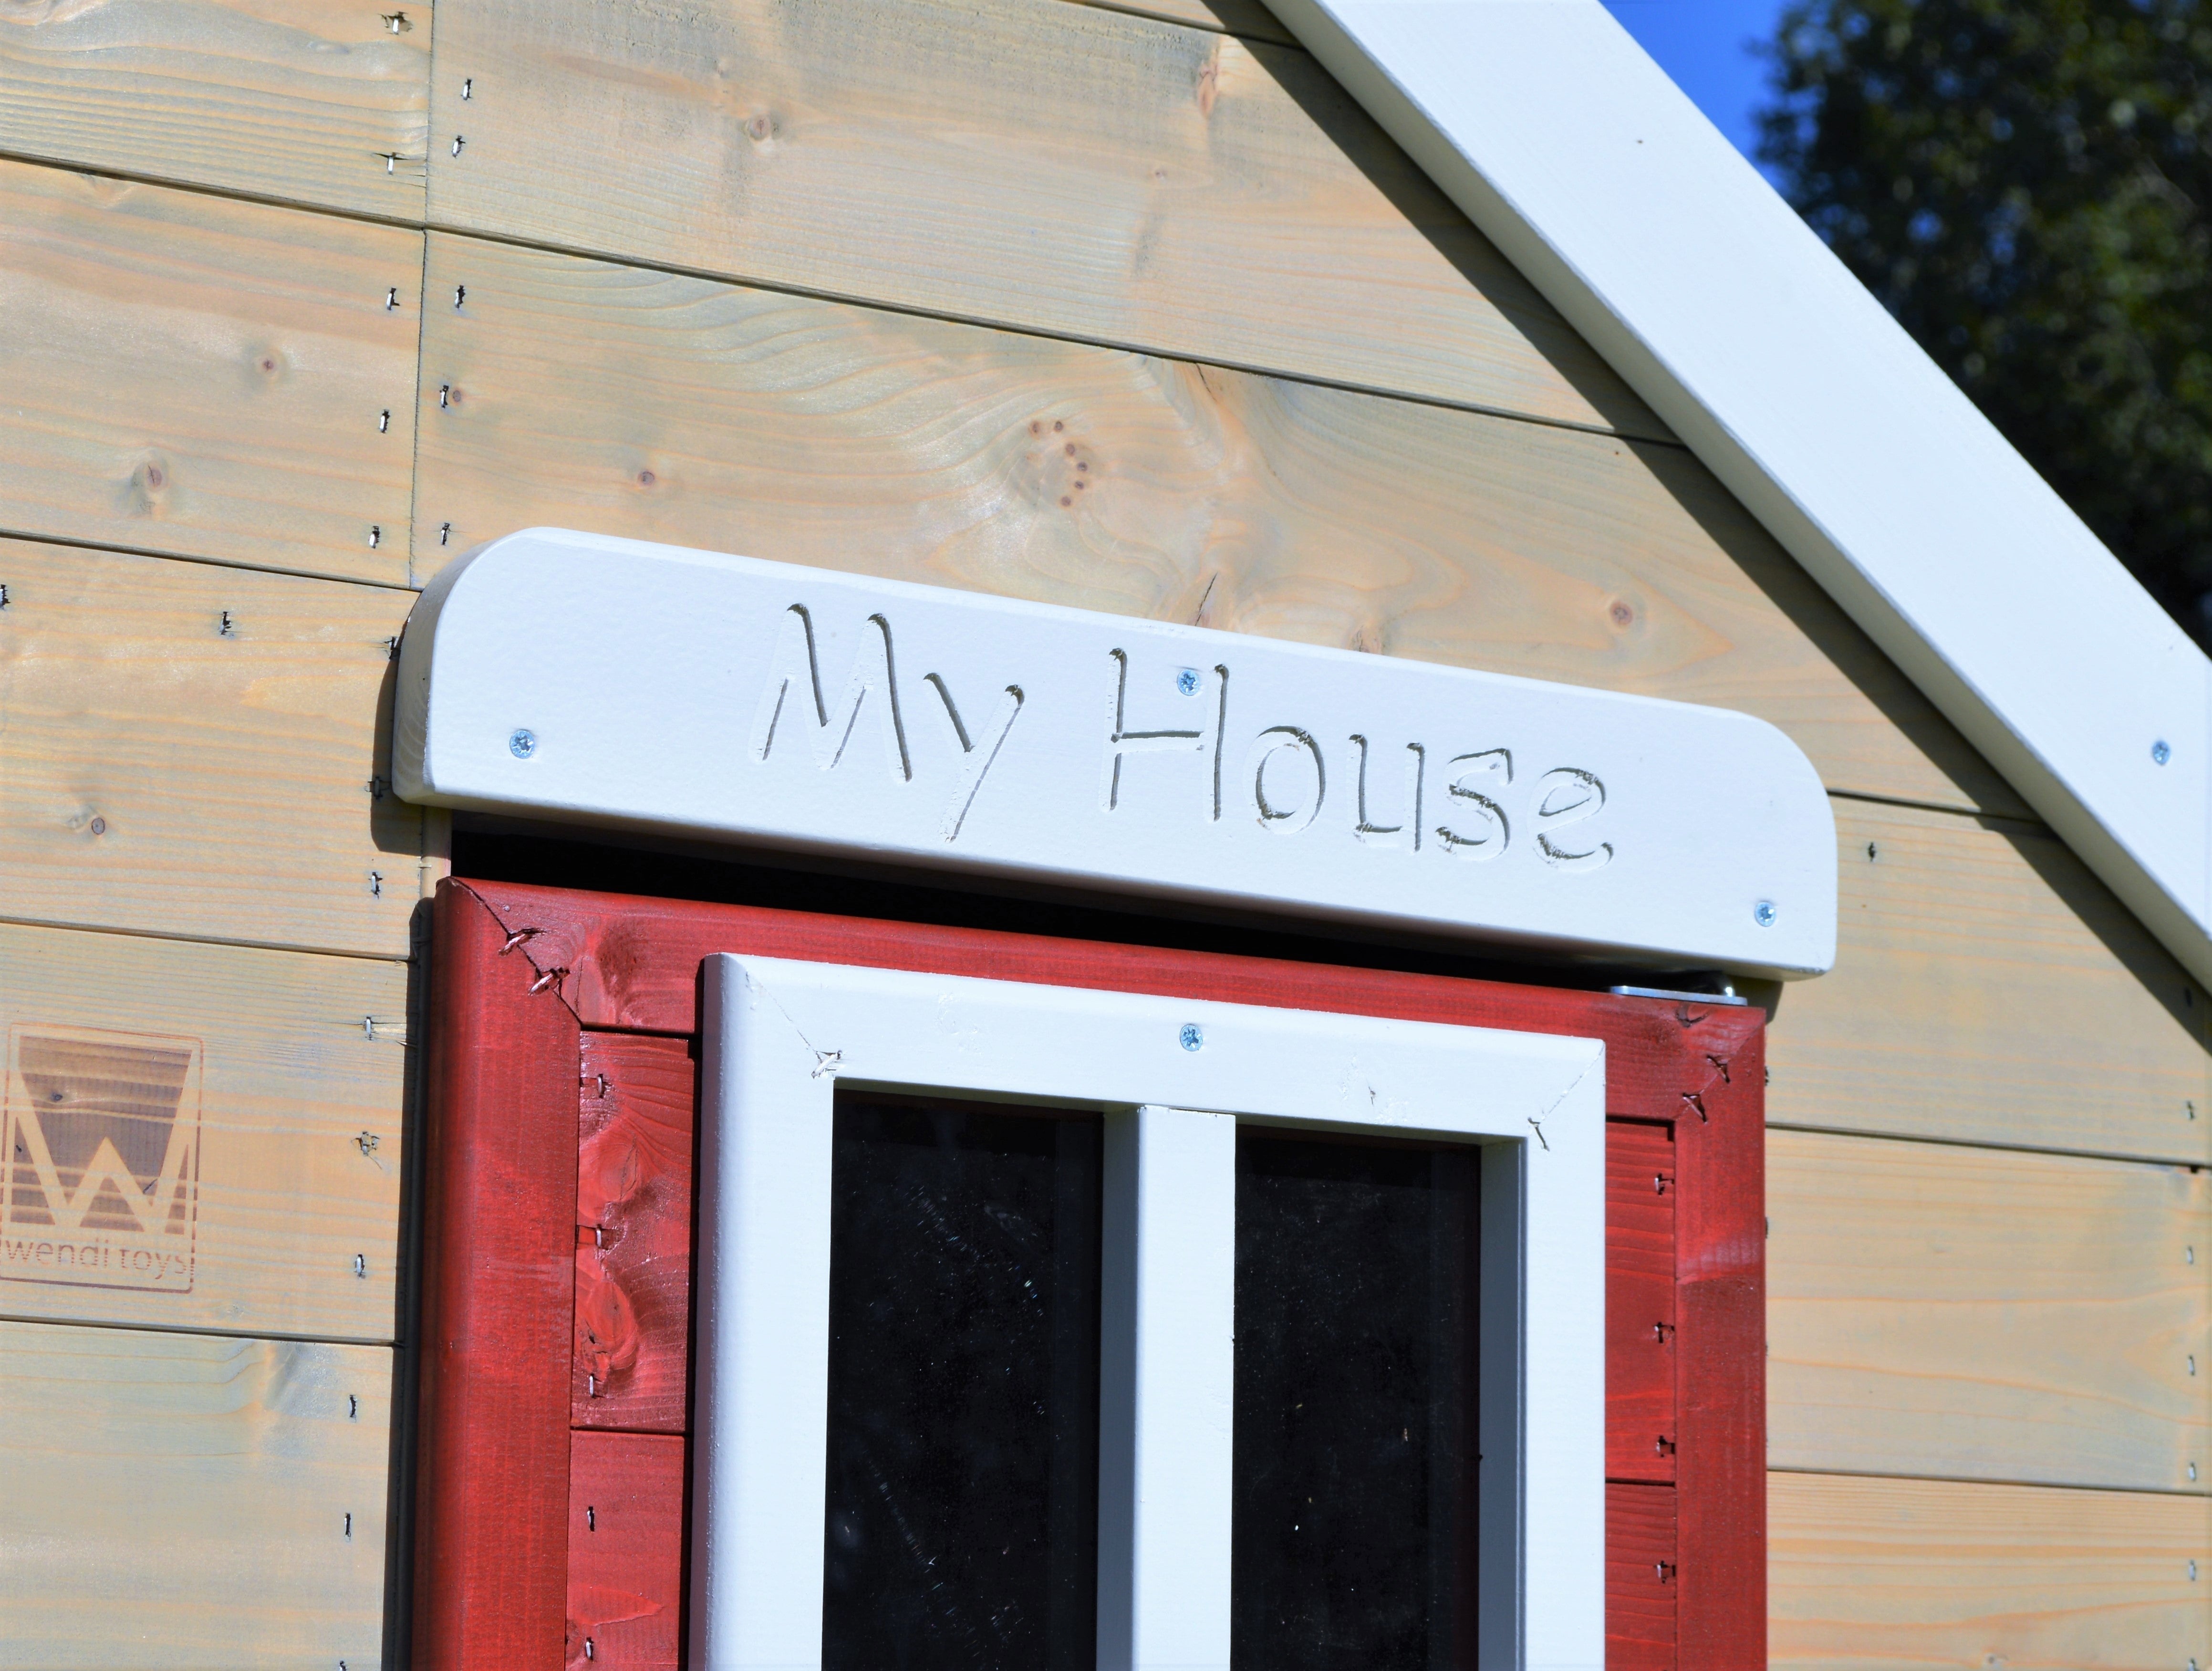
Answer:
1098, 1105, 1237, 1671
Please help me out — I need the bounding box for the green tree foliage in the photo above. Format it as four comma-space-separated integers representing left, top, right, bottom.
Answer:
1758, 0, 2212, 639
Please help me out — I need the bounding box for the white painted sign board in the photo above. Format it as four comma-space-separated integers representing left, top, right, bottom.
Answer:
394, 529, 1838, 976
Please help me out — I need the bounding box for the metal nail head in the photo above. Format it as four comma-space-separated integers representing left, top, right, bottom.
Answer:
1753, 900, 1778, 928
2153, 739, 2172, 765
509, 728, 537, 759
1179, 1023, 1204, 1051
1176, 668, 1201, 696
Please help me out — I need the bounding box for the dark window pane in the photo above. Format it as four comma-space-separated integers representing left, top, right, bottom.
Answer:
824, 1096, 1102, 1671
1233, 1131, 1480, 1671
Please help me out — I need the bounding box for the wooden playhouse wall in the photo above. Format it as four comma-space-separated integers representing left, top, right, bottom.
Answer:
0, 2, 2205, 1663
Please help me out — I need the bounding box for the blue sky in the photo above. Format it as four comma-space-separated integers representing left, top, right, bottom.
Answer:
1599, 0, 1794, 162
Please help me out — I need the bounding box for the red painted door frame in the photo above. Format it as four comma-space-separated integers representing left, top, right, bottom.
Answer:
413, 877, 1765, 1668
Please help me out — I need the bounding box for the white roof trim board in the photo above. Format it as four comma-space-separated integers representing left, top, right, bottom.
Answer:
1267, 0, 2212, 988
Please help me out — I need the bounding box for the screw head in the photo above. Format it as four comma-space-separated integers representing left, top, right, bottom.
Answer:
1176, 668, 1201, 696
1753, 900, 1777, 928
508, 728, 538, 759
2153, 739, 2172, 765
1179, 1023, 1204, 1051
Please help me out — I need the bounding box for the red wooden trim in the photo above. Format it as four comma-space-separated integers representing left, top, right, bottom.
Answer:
1672, 1008, 1767, 1665
1606, 1481, 1677, 1669
457, 881, 1721, 1119
414, 883, 584, 1669
574, 1033, 696, 1433
425, 877, 1765, 1667
568, 1430, 687, 1670
1606, 1120, 1676, 1485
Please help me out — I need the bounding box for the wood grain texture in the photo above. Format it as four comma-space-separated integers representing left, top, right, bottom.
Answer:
1609, 1119, 1676, 1485
0, 161, 419, 581
413, 882, 582, 1671
1768, 1129, 2209, 1495
1672, 1019, 1765, 1666
0, 1, 431, 217
1767, 799, 2212, 1164
1769, 1471, 2212, 1669
1068, 0, 1295, 44
567, 1430, 685, 1670
0, 920, 408, 1341
0, 540, 426, 956
1607, 1481, 1676, 1671
573, 1032, 695, 1432
424, 0, 1663, 436
0, 1321, 392, 1669
411, 235, 2024, 817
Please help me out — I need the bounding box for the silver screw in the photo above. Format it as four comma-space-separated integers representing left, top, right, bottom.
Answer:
1179, 1023, 1204, 1051
353, 1254, 366, 1278
1754, 901, 1778, 928
2153, 739, 2172, 765
509, 728, 537, 759
1176, 668, 1201, 696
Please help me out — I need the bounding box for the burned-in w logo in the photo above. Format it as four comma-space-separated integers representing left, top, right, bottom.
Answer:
1, 1026, 201, 1292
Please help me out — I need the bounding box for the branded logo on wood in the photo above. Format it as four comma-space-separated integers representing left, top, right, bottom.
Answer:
1, 1026, 202, 1292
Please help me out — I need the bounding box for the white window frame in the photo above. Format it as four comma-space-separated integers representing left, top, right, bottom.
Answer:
693, 954, 1606, 1671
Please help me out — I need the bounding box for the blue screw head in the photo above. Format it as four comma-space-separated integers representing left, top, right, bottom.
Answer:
2153, 739, 2172, 765
1753, 900, 1778, 928
508, 728, 538, 759
1179, 1023, 1204, 1051
1176, 668, 1201, 696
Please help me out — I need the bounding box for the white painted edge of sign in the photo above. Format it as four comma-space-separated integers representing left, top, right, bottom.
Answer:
696, 955, 1605, 1670
1264, 0, 2212, 991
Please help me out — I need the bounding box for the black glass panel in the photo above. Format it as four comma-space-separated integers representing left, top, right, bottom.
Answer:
824, 1095, 1102, 1671
1233, 1131, 1480, 1671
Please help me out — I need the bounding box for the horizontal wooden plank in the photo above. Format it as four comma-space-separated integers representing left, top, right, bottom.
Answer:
0, 160, 420, 582
425, 0, 1664, 436
412, 233, 2024, 817
0, 539, 426, 956
0, 922, 408, 1341
0, 1321, 392, 1669
0, 1, 431, 217
1769, 1471, 2211, 1669
1768, 799, 2212, 1163
1769, 1130, 2209, 1494
1069, 0, 1295, 44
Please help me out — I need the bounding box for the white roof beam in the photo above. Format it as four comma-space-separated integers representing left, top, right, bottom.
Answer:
1269, 0, 2212, 988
